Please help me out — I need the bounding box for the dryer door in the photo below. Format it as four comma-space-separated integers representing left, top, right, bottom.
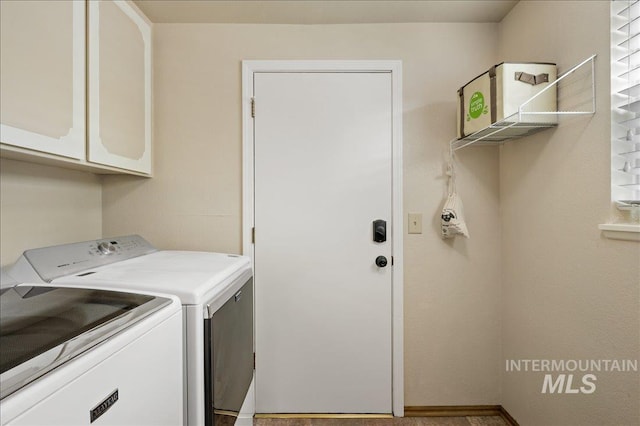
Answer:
203, 278, 253, 425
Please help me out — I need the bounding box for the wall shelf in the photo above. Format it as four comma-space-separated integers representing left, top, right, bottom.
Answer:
451, 54, 596, 151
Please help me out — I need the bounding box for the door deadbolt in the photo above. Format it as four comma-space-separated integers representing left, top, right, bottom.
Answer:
373, 220, 386, 243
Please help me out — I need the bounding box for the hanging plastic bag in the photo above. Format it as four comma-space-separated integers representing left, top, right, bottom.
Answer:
441, 162, 469, 239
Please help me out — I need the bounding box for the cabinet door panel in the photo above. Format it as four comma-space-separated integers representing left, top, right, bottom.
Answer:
0, 0, 85, 159
88, 0, 151, 174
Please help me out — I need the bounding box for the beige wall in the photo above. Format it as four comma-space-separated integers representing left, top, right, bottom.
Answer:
0, 158, 102, 266
3, 3, 636, 421
2, 3, 635, 421
498, 1, 640, 425
102, 23, 503, 405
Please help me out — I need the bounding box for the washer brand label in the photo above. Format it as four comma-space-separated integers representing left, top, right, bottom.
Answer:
90, 389, 119, 423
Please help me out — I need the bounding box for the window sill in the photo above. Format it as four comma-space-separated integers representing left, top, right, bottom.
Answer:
598, 224, 640, 241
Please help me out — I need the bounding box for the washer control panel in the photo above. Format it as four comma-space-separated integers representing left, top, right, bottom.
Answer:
22, 235, 157, 282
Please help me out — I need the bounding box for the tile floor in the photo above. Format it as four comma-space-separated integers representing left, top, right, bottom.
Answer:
250, 416, 509, 426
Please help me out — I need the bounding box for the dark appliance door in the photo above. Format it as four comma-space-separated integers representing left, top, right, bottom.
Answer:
204, 278, 254, 425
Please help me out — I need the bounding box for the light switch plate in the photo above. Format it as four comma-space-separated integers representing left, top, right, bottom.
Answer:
408, 213, 422, 234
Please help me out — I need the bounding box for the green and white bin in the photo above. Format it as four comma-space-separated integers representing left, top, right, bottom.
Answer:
456, 62, 557, 139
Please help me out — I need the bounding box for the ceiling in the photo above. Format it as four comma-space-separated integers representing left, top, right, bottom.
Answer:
133, 0, 519, 25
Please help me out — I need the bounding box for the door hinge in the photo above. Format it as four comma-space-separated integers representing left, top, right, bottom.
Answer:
251, 227, 255, 244
251, 97, 255, 118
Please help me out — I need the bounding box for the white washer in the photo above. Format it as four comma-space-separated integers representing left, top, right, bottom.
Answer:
5, 235, 254, 426
0, 283, 183, 426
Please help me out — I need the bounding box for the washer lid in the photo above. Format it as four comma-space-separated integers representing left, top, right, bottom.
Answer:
0, 285, 171, 399
54, 251, 252, 305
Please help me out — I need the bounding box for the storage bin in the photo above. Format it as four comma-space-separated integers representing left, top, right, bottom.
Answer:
456, 62, 557, 139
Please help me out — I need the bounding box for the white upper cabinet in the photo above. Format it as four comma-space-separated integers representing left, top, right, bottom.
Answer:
0, 0, 86, 160
87, 0, 152, 175
0, 0, 152, 176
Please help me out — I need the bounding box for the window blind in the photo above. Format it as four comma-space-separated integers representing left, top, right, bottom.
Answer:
612, 0, 640, 204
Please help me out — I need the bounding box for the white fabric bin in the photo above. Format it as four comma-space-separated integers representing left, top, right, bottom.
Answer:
456, 62, 557, 139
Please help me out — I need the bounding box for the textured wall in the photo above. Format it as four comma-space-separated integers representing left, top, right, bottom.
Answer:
101, 22, 503, 405
0, 158, 102, 266
498, 1, 640, 425
3, 4, 634, 418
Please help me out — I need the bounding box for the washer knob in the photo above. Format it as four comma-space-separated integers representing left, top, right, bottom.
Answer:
97, 242, 115, 254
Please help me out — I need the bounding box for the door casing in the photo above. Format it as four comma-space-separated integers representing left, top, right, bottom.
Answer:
241, 60, 404, 416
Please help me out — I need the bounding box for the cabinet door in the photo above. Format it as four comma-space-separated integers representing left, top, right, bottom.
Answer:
88, 0, 152, 175
0, 0, 85, 160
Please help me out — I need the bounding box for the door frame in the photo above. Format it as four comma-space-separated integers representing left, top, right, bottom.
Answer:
241, 60, 404, 417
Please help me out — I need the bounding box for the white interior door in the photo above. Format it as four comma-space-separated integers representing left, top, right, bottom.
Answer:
253, 71, 393, 413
